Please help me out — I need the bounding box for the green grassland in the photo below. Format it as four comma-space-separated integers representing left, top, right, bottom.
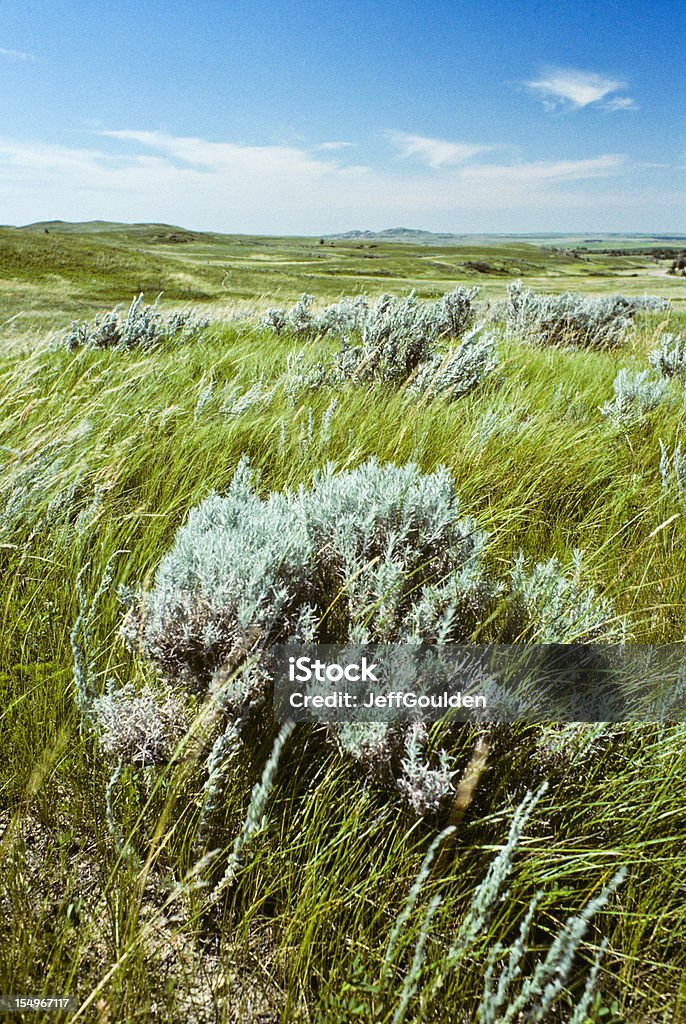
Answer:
1, 225, 686, 1023
1, 221, 683, 342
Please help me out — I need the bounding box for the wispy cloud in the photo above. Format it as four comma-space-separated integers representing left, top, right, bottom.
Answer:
0, 130, 663, 234
386, 131, 493, 168
318, 140, 355, 151
461, 154, 625, 184
101, 129, 338, 175
604, 96, 637, 111
0, 46, 36, 62
524, 67, 634, 111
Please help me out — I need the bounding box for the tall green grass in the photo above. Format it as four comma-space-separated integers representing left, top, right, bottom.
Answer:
1, 308, 686, 1022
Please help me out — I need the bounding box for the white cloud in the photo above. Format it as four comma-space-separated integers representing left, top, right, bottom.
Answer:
525, 67, 634, 110
100, 129, 341, 176
318, 140, 355, 151
0, 130, 670, 234
460, 154, 625, 184
605, 96, 637, 111
386, 131, 492, 168
0, 46, 36, 62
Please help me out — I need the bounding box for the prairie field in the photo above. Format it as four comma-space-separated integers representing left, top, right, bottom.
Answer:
1, 223, 686, 1024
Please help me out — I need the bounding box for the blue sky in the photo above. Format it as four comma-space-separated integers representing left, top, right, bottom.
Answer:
0, 0, 683, 234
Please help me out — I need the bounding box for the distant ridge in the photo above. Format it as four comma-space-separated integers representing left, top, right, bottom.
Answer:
16, 220, 207, 243
325, 227, 466, 244
327, 227, 458, 240
19, 219, 187, 233
324, 227, 686, 250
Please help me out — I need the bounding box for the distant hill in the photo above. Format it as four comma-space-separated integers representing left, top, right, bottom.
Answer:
327, 227, 462, 243
325, 227, 686, 252
325, 227, 482, 245
17, 220, 207, 245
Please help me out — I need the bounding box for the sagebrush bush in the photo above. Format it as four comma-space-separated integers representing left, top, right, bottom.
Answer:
346, 292, 439, 384
264, 286, 481, 347
60, 294, 209, 351
121, 457, 492, 689
409, 326, 498, 401
509, 550, 624, 643
505, 280, 668, 350
266, 288, 489, 396
600, 368, 670, 424
92, 680, 190, 766
435, 284, 480, 338
263, 293, 321, 338
648, 332, 686, 382
117, 458, 497, 814
395, 722, 458, 816
276, 290, 497, 400
115, 459, 622, 815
